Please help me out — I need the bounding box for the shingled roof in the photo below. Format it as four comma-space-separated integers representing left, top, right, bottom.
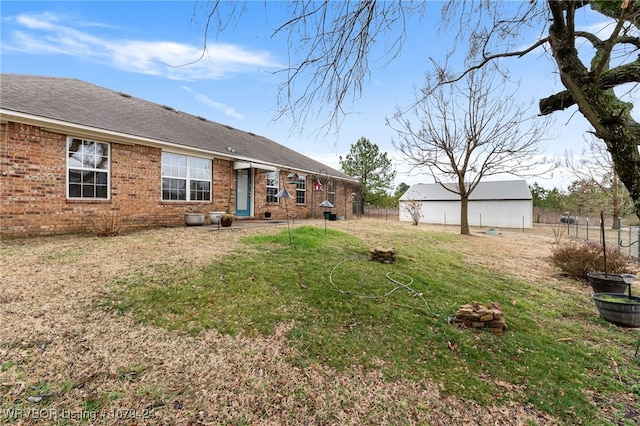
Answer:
400, 180, 532, 201
0, 73, 354, 181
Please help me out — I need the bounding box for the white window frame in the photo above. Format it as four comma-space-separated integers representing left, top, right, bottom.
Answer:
266, 171, 279, 204
66, 137, 110, 200
161, 152, 212, 201
295, 175, 306, 205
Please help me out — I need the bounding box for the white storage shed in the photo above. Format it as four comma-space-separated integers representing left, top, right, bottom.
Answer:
399, 180, 533, 229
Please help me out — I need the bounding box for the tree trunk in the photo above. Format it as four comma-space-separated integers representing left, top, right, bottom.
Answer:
460, 196, 470, 235
547, 1, 640, 221
600, 127, 640, 222
612, 174, 620, 230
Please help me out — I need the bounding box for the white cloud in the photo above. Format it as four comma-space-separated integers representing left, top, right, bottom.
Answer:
4, 12, 281, 81
182, 86, 244, 120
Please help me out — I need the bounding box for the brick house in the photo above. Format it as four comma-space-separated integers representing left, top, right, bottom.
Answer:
0, 74, 360, 237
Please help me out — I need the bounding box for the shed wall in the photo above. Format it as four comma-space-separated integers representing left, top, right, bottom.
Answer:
400, 199, 532, 229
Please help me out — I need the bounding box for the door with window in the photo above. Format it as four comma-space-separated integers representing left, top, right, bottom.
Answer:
235, 169, 251, 217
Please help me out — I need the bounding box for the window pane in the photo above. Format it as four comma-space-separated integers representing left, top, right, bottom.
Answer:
162, 153, 187, 178
81, 141, 97, 168
68, 139, 83, 168
95, 142, 108, 158
69, 170, 82, 183
69, 184, 81, 198
266, 187, 278, 203
82, 185, 95, 198
190, 180, 211, 201
162, 177, 186, 200
81, 171, 95, 184
95, 172, 107, 185
162, 153, 211, 201
96, 185, 108, 199
68, 138, 81, 154
96, 154, 109, 170
266, 171, 278, 188
266, 172, 279, 203
190, 158, 211, 180
67, 138, 110, 199
296, 177, 306, 204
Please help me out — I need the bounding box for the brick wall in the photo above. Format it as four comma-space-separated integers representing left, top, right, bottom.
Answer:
252, 170, 356, 221
1, 122, 356, 236
0, 122, 227, 236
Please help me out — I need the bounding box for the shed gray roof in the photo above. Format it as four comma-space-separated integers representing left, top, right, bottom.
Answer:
399, 180, 532, 201
0, 73, 354, 181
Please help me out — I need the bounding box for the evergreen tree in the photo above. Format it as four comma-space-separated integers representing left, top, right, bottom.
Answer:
339, 137, 396, 212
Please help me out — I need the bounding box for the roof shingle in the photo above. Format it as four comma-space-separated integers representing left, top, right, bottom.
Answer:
0, 73, 353, 180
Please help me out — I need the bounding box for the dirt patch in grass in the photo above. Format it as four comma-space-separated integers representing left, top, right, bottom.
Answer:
0, 220, 634, 424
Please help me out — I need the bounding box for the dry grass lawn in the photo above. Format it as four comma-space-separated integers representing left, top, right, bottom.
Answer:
0, 219, 637, 425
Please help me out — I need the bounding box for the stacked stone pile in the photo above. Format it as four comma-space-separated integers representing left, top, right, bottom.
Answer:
451, 301, 507, 335
368, 247, 398, 264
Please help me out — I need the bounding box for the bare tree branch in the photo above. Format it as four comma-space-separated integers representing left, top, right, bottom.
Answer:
432, 38, 550, 87
539, 58, 640, 114
565, 135, 633, 227
389, 67, 551, 235
192, 1, 640, 219
269, 1, 422, 131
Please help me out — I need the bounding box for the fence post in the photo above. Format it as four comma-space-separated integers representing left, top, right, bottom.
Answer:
586, 217, 589, 241
599, 217, 603, 245
617, 218, 622, 254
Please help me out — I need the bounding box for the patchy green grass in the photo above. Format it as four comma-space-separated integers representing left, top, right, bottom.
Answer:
594, 294, 640, 304
103, 226, 640, 424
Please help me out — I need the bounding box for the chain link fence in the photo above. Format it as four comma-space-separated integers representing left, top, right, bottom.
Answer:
360, 206, 399, 220
557, 217, 639, 260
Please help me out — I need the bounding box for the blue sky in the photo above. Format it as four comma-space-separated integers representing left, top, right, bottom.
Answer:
1, 1, 628, 191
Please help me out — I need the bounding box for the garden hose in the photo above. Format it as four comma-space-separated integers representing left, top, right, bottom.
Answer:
328, 255, 441, 319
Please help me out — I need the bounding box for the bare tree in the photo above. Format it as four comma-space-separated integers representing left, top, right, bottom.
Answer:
403, 202, 423, 226
198, 1, 640, 220
389, 67, 549, 235
565, 135, 633, 228
439, 1, 640, 221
